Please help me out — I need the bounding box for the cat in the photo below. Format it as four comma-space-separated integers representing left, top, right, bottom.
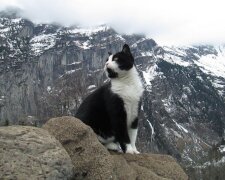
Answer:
75, 44, 144, 154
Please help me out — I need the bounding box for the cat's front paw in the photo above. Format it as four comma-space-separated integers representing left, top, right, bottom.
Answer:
105, 142, 122, 152
125, 144, 139, 154
133, 149, 140, 154
132, 146, 140, 154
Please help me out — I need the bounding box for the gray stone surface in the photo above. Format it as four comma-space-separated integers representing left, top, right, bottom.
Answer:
43, 116, 188, 180
0, 125, 74, 179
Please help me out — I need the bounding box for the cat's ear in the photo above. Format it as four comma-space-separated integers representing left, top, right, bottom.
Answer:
122, 44, 131, 55
108, 52, 112, 56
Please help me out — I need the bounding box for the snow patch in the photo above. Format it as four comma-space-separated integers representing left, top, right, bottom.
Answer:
146, 119, 155, 141
162, 95, 174, 113
67, 61, 82, 66
162, 46, 190, 67
172, 119, 189, 133
74, 40, 92, 49
70, 26, 109, 36
131, 38, 146, 48
11, 18, 22, 23
142, 64, 159, 89
219, 145, 225, 153
163, 53, 190, 67
181, 93, 188, 101
141, 51, 153, 57
66, 70, 76, 74
47, 86, 51, 93
211, 79, 225, 96
194, 47, 225, 79
171, 129, 182, 138
0, 27, 10, 33
88, 85, 96, 90
30, 34, 56, 55
203, 156, 225, 167
163, 46, 187, 57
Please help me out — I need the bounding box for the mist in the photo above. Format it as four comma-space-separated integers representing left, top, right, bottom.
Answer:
1, 0, 225, 45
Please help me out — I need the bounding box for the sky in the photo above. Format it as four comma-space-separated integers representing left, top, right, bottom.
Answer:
1, 0, 225, 45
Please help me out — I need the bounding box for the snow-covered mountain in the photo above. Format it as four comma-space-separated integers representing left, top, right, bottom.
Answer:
0, 9, 225, 179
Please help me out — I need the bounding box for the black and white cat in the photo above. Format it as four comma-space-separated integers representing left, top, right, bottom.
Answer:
75, 44, 144, 154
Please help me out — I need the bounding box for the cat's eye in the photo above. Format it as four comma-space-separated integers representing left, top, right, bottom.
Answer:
112, 57, 118, 61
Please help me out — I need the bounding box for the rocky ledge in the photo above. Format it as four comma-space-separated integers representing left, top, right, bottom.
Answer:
0, 116, 188, 179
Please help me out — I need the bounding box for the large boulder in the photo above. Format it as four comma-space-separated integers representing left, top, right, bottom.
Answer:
43, 116, 116, 179
0, 126, 74, 179
43, 116, 188, 180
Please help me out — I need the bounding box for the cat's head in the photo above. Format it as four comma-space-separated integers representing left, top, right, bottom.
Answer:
104, 44, 134, 78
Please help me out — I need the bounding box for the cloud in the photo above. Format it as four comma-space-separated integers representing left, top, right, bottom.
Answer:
1, 0, 225, 45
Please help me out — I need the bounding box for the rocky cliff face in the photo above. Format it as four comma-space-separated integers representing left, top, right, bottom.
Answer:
0, 10, 225, 179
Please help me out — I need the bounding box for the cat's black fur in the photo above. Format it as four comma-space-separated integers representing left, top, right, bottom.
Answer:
76, 83, 130, 151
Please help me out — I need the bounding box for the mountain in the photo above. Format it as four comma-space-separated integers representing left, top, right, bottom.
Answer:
0, 9, 225, 179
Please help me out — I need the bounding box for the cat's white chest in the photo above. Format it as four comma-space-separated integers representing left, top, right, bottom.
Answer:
111, 68, 144, 126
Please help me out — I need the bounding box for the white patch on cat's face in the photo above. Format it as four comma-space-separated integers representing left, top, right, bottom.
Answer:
104, 55, 118, 71
104, 55, 129, 78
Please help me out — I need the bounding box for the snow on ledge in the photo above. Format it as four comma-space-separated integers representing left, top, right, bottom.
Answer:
172, 119, 189, 133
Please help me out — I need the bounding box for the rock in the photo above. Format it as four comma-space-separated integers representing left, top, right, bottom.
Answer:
111, 151, 189, 180
43, 116, 188, 180
43, 116, 115, 179
0, 126, 74, 180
